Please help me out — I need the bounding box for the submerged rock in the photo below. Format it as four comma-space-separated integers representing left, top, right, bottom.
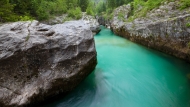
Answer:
111, 2, 190, 62
0, 20, 97, 107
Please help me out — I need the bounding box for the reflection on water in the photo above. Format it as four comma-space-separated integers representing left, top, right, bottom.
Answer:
44, 26, 190, 107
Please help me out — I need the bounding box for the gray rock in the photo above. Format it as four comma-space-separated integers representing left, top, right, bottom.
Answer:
0, 20, 97, 107
81, 13, 101, 34
111, 1, 190, 62
111, 4, 131, 29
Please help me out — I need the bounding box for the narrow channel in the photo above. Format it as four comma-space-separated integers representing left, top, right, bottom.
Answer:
44, 26, 190, 107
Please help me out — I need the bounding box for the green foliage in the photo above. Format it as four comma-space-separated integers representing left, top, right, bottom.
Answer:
133, 0, 163, 17
50, 0, 67, 14
103, 10, 113, 20
180, 0, 190, 10
19, 15, 33, 21
86, 2, 95, 15
35, 1, 49, 20
68, 7, 82, 19
8, 0, 68, 21
188, 42, 190, 48
127, 0, 167, 21
186, 23, 190, 28
96, 1, 107, 15
0, 0, 18, 22
78, 0, 89, 12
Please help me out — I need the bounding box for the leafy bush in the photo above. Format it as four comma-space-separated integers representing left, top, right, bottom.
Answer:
186, 23, 190, 28
180, 0, 190, 10
36, 4, 50, 20
0, 0, 18, 22
49, 0, 67, 15
19, 15, 33, 21
68, 7, 82, 19
86, 2, 94, 16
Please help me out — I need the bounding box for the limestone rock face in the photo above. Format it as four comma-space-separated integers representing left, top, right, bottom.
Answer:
0, 20, 97, 107
82, 13, 101, 35
111, 4, 131, 29
111, 1, 190, 62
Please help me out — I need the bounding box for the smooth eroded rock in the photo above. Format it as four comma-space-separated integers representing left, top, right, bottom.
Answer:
0, 20, 97, 107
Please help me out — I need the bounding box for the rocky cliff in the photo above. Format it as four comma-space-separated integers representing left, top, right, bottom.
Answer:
0, 20, 97, 106
111, 1, 190, 62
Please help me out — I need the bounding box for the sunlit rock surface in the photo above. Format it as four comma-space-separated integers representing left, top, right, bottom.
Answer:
0, 20, 97, 107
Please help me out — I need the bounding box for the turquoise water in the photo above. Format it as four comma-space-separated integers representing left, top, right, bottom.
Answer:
44, 26, 190, 107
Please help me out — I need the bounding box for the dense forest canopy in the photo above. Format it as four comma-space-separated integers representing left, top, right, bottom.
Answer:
0, 0, 189, 22
0, 0, 88, 22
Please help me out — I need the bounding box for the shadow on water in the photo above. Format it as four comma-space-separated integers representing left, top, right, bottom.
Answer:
43, 68, 104, 107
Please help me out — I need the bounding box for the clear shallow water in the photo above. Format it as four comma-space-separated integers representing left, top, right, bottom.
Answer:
44, 26, 190, 107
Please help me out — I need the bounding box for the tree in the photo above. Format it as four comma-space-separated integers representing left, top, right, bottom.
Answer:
78, 0, 89, 12
107, 0, 116, 9
86, 2, 95, 15
0, 0, 17, 22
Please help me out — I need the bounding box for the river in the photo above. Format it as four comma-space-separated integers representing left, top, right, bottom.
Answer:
43, 26, 190, 107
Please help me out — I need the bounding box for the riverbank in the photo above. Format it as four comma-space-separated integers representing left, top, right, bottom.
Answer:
108, 1, 190, 62
43, 26, 190, 107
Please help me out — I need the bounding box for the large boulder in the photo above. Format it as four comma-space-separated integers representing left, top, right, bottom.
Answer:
0, 20, 97, 107
111, 1, 190, 62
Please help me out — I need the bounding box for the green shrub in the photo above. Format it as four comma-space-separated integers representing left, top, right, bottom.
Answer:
19, 13, 33, 21
0, 0, 18, 22
49, 0, 67, 15
180, 0, 190, 10
86, 6, 94, 16
68, 7, 82, 20
36, 6, 49, 20
86, 1, 95, 16
186, 23, 190, 28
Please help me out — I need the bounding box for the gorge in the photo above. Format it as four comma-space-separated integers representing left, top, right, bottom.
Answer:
43, 26, 190, 107
0, 0, 190, 107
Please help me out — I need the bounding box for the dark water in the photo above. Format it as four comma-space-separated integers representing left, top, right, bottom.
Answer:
44, 26, 190, 107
